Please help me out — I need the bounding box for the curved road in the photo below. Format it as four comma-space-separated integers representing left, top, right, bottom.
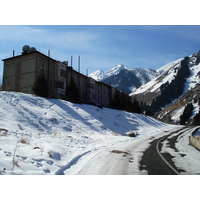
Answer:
139, 127, 190, 175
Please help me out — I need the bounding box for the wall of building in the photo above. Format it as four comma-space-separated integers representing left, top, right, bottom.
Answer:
2, 50, 115, 108
101, 83, 112, 107
65, 67, 113, 107
79, 74, 88, 103
35, 53, 56, 98
54, 61, 68, 99
65, 67, 88, 103
87, 77, 95, 104
95, 81, 102, 105
3, 53, 37, 94
2, 51, 57, 98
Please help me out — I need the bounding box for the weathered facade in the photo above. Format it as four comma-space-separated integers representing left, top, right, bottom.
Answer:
2, 47, 115, 108
65, 66, 113, 107
54, 61, 68, 99
2, 50, 56, 98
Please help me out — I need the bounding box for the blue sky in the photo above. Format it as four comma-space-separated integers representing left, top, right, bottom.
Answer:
1, 25, 200, 77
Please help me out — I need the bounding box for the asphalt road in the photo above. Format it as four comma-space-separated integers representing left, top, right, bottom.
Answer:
139, 127, 189, 175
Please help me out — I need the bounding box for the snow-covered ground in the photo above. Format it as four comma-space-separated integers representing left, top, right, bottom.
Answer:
0, 91, 199, 175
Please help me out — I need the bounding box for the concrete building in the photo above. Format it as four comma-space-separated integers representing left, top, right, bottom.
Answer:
65, 66, 113, 107
2, 48, 56, 98
2, 46, 115, 108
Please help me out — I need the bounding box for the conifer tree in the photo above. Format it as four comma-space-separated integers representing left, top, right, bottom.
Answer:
32, 72, 49, 98
112, 90, 141, 113
180, 103, 194, 125
132, 98, 141, 113
65, 78, 80, 103
112, 90, 122, 110
192, 111, 200, 125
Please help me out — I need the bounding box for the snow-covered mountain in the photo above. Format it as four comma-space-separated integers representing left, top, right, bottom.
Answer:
89, 69, 105, 81
131, 58, 183, 96
89, 64, 160, 94
131, 51, 200, 124
132, 56, 200, 102
89, 64, 131, 81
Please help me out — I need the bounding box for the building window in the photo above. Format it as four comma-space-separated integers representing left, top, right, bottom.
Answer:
60, 69, 66, 78
55, 81, 64, 89
88, 83, 94, 90
91, 83, 94, 90
40, 63, 45, 70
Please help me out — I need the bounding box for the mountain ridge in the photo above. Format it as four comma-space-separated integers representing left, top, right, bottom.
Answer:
131, 51, 200, 124
89, 64, 160, 94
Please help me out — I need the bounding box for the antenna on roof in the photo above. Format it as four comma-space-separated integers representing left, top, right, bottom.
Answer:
78, 55, 80, 73
71, 55, 73, 67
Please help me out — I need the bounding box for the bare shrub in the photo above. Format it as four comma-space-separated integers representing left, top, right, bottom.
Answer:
12, 142, 20, 172
113, 132, 119, 136
19, 136, 30, 144
127, 131, 139, 137
12, 159, 20, 168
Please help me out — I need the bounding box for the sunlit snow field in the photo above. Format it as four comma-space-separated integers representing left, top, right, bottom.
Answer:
0, 91, 174, 175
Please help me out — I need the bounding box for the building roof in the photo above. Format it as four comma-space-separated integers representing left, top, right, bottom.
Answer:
2, 50, 57, 62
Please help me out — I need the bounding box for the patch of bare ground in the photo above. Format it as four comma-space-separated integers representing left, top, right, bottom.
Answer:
0, 128, 8, 136
110, 150, 129, 154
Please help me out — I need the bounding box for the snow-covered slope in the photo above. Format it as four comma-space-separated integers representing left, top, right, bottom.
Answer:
0, 91, 172, 175
156, 58, 182, 74
131, 58, 183, 95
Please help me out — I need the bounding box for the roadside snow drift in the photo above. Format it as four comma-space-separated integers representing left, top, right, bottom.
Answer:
0, 91, 172, 175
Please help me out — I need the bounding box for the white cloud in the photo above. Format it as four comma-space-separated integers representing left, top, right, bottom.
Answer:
0, 25, 99, 51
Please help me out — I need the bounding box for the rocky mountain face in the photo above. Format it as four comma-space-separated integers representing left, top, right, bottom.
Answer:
155, 84, 200, 125
132, 57, 191, 111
